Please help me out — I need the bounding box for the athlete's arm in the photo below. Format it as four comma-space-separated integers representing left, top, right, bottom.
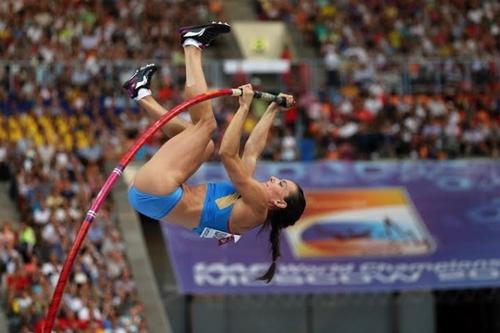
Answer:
219, 84, 252, 158
219, 84, 267, 209
241, 96, 289, 175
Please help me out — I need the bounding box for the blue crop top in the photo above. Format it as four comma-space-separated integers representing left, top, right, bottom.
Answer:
193, 181, 240, 235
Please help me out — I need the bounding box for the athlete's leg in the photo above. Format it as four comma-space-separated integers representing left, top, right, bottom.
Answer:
138, 96, 188, 137
125, 23, 230, 195
180, 22, 231, 124
183, 45, 213, 124
138, 95, 215, 159
123, 64, 215, 159
133, 116, 216, 195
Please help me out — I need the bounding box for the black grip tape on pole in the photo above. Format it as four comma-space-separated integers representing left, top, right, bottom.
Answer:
254, 91, 290, 107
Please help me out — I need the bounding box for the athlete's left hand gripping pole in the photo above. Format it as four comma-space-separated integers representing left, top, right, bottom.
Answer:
43, 88, 243, 332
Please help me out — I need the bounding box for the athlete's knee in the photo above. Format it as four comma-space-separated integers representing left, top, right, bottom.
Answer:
198, 115, 217, 133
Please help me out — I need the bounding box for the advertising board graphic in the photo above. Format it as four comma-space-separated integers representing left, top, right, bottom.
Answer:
286, 188, 433, 258
161, 160, 500, 294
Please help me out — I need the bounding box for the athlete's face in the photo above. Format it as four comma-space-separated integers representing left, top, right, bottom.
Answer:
264, 176, 297, 209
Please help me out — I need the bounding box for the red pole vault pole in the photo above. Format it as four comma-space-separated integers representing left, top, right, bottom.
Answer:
43, 88, 238, 332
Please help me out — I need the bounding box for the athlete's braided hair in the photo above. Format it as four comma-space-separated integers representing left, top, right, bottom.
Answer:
257, 183, 306, 283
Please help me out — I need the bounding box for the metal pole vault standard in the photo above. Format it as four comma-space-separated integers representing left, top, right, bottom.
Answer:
43, 88, 287, 332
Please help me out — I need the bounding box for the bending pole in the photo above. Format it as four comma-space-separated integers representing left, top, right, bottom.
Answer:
43, 88, 240, 332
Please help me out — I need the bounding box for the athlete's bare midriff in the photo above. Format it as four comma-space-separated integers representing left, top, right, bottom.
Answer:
162, 183, 207, 229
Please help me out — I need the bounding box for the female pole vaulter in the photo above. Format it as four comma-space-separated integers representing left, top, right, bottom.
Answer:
123, 22, 306, 282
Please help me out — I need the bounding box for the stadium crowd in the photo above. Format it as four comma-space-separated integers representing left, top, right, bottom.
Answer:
255, 0, 500, 57
0, 139, 146, 332
0, 0, 224, 62
252, 0, 500, 160
1, 59, 498, 163
0, 1, 499, 332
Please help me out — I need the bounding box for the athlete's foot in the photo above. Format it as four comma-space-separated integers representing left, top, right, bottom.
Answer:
122, 63, 158, 99
179, 21, 231, 49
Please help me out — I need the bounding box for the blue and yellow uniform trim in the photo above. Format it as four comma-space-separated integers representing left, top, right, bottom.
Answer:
194, 181, 240, 235
128, 181, 239, 234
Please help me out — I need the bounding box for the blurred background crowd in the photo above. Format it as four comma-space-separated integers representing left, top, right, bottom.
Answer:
0, 0, 499, 332
256, 0, 499, 57
0, 143, 146, 332
254, 0, 500, 160
0, 129, 145, 332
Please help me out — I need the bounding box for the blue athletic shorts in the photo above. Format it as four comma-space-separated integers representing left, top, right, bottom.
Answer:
128, 185, 183, 220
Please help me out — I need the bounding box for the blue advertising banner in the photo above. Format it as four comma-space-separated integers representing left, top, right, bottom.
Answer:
161, 160, 500, 294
